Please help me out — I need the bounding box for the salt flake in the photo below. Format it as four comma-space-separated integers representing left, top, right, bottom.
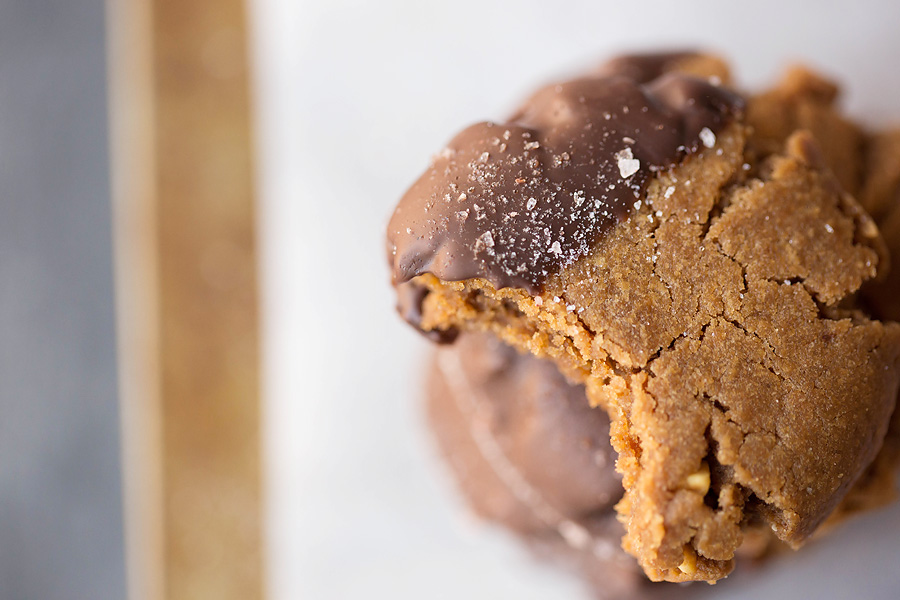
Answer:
615, 147, 640, 179
699, 127, 716, 149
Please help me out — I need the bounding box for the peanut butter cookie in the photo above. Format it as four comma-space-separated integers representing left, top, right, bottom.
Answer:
389, 53, 900, 583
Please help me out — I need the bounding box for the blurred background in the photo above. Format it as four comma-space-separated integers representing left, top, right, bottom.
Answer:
3, 0, 900, 599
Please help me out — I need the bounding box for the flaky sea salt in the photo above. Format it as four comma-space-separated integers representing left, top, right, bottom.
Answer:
526, 197, 537, 210
699, 127, 716, 149
436, 147, 455, 160
615, 147, 640, 178
549, 240, 562, 255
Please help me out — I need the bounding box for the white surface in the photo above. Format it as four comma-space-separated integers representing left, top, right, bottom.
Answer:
249, 1, 900, 598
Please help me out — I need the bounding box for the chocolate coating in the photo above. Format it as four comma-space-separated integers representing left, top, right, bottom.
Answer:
396, 281, 458, 343
429, 333, 622, 527
388, 57, 743, 294
596, 51, 702, 83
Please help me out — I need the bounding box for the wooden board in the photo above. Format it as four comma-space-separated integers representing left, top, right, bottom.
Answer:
109, 0, 263, 598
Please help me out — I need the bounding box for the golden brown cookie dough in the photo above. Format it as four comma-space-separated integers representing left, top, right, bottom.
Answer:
861, 130, 900, 223
741, 68, 900, 524
862, 130, 900, 320
835, 128, 900, 520
744, 66, 867, 197
389, 53, 900, 583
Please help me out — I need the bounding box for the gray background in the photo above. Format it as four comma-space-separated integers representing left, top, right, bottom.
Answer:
0, 1, 125, 600
253, 0, 900, 599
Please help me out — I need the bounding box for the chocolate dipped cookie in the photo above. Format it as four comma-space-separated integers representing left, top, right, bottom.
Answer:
388, 52, 900, 583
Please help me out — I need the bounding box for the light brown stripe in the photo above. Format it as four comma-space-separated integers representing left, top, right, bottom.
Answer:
110, 0, 263, 598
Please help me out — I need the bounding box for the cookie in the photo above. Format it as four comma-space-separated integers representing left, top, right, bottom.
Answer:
388, 52, 900, 582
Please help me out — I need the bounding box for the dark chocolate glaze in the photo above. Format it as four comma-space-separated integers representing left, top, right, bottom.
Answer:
428, 332, 623, 530
596, 51, 702, 83
396, 281, 458, 344
387, 55, 743, 294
